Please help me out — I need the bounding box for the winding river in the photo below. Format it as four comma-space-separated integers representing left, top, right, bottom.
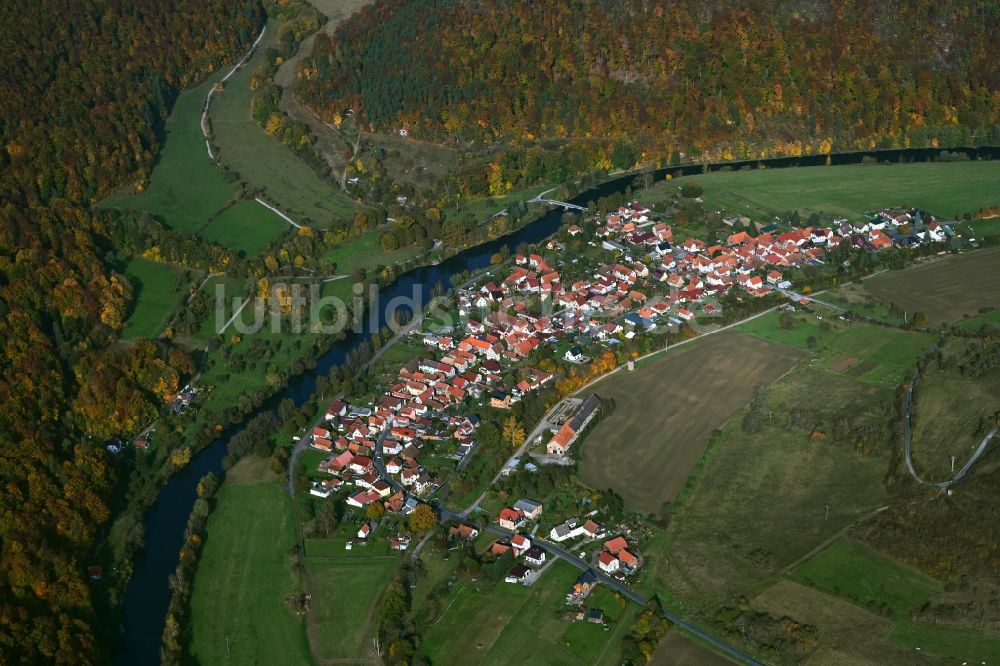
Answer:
114, 145, 999, 664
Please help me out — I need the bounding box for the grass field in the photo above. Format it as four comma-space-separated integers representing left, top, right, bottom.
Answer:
418, 561, 635, 665
789, 538, 1000, 662
636, 364, 892, 608
304, 557, 397, 661
908, 342, 1000, 481
579, 332, 806, 515
737, 309, 935, 388
322, 230, 425, 275
199, 200, 289, 256
864, 246, 1000, 324
791, 539, 942, 621
101, 75, 235, 231
188, 479, 310, 665
209, 19, 358, 228
648, 161, 1000, 222
121, 257, 187, 339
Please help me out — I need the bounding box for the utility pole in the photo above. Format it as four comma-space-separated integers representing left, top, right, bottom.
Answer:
951, 456, 957, 473
824, 503, 830, 522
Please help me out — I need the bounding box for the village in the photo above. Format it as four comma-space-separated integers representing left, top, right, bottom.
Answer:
297, 199, 949, 597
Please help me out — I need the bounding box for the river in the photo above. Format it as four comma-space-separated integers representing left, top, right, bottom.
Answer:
113, 144, 998, 664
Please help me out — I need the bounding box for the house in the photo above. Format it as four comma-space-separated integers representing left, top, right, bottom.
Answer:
564, 346, 586, 363
505, 564, 530, 584
546, 394, 601, 455
513, 498, 543, 520
566, 570, 599, 605
598, 551, 620, 573
346, 490, 381, 507
498, 507, 526, 531
490, 391, 512, 410
134, 437, 150, 451
604, 536, 629, 554
309, 480, 338, 498
357, 523, 371, 539
390, 535, 411, 551
581, 520, 602, 539
587, 608, 605, 624
449, 524, 479, 540
511, 534, 531, 555
524, 546, 546, 566
325, 400, 347, 421
550, 518, 580, 542
88, 565, 103, 582
490, 540, 512, 557
619, 549, 639, 570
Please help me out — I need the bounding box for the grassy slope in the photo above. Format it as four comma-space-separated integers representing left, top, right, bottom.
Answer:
791, 538, 942, 621
101, 76, 235, 231
209, 19, 358, 228
645, 161, 1000, 221
188, 479, 311, 666
199, 200, 288, 257
304, 557, 398, 661
790, 538, 1000, 662
121, 257, 187, 339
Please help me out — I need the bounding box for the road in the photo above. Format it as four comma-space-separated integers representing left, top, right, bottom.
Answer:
472, 523, 767, 666
901, 353, 998, 488
777, 288, 846, 313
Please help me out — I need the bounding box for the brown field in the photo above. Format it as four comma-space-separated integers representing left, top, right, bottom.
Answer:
579, 332, 805, 515
751, 580, 914, 666
864, 246, 1000, 324
829, 356, 860, 372
650, 632, 736, 666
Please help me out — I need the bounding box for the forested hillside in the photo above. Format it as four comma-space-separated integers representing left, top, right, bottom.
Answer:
296, 0, 1000, 162
0, 1, 262, 662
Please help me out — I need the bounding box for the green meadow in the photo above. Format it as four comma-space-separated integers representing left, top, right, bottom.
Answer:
121, 257, 188, 340
101, 75, 235, 231
199, 200, 288, 257
646, 160, 1000, 221
208, 19, 358, 228
188, 479, 311, 666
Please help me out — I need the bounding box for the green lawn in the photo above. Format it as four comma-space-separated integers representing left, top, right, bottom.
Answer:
188, 481, 311, 666
646, 160, 1000, 221
209, 19, 358, 228
101, 74, 235, 231
419, 561, 631, 665
121, 257, 187, 339
790, 538, 941, 621
736, 309, 934, 388
200, 200, 289, 256
955, 308, 1000, 333
304, 557, 398, 661
791, 538, 1000, 662
322, 230, 424, 275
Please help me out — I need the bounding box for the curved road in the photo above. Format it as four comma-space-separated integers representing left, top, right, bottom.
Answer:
902, 364, 998, 488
